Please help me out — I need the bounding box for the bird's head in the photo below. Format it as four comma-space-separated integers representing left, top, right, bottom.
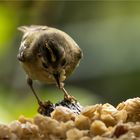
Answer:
40, 38, 67, 88
17, 25, 67, 88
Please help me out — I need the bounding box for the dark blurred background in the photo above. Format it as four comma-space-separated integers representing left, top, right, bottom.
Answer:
0, 1, 140, 123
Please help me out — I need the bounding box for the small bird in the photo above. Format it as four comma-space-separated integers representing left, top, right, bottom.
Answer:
17, 25, 83, 106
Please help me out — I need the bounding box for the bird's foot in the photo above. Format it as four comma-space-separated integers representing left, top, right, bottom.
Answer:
38, 100, 55, 116
64, 93, 77, 103
61, 87, 77, 102
39, 100, 53, 106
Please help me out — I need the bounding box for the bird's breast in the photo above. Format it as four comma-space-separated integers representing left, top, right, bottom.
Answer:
21, 62, 55, 84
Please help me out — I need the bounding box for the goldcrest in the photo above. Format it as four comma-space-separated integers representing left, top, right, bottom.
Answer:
17, 25, 83, 105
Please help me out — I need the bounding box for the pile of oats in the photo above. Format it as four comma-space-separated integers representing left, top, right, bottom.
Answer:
0, 98, 140, 140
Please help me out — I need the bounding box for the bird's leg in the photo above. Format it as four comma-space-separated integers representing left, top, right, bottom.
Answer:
27, 77, 54, 116
61, 87, 77, 102
27, 77, 43, 106
53, 73, 77, 102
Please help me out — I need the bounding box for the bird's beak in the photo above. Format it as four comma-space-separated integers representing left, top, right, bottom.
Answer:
53, 73, 61, 89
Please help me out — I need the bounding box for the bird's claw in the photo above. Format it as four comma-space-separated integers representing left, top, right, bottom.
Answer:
64, 94, 77, 103
38, 100, 54, 116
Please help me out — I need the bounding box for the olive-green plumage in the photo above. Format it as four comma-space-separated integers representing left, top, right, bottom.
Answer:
17, 25, 83, 103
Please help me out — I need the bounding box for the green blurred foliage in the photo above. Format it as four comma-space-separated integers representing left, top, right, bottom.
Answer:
0, 86, 99, 123
0, 5, 17, 57
0, 1, 140, 122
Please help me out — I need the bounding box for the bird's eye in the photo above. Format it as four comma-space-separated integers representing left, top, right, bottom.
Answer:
25, 41, 30, 47
61, 59, 66, 66
42, 62, 48, 69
